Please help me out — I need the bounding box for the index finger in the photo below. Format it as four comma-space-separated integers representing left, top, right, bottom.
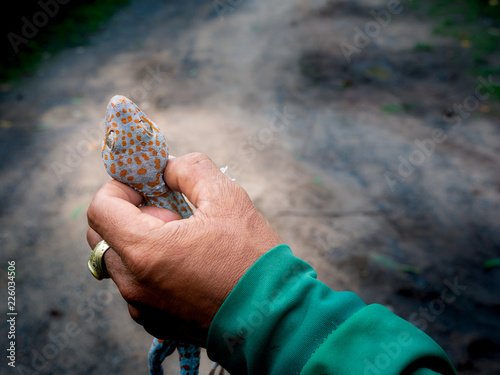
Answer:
87, 180, 171, 255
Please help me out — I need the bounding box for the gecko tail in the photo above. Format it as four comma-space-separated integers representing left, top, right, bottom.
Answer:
208, 362, 225, 375
148, 338, 176, 375
178, 343, 201, 375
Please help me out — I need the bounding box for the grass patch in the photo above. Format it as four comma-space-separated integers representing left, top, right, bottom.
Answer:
412, 0, 500, 67
410, 0, 500, 104
381, 103, 413, 114
413, 42, 434, 51
1, 0, 130, 84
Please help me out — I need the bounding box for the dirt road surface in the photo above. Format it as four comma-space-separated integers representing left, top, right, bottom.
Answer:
1, 0, 499, 374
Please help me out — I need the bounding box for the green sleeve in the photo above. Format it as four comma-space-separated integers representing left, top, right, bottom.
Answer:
206, 244, 456, 375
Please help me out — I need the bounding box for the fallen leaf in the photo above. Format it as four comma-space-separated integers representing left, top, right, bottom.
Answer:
71, 204, 86, 219
370, 254, 421, 274
483, 258, 500, 270
460, 40, 472, 48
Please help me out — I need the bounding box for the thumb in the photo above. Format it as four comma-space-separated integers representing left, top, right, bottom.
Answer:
164, 153, 241, 211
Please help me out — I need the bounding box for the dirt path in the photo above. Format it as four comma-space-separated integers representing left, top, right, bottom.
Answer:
0, 0, 499, 374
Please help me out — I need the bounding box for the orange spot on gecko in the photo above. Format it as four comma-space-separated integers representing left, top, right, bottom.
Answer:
120, 170, 127, 178
128, 149, 134, 155
118, 161, 124, 167
122, 141, 127, 147
104, 154, 108, 160
142, 154, 150, 161
180, 206, 187, 212
148, 181, 160, 188
134, 157, 142, 165
131, 183, 143, 190
130, 139, 135, 145
127, 158, 133, 164
110, 164, 116, 174
161, 149, 166, 158
154, 159, 161, 169
136, 146, 141, 152
122, 109, 127, 113
148, 141, 153, 146
156, 140, 160, 146
121, 118, 127, 124
127, 116, 132, 122
127, 132, 132, 138
127, 176, 134, 181
112, 122, 118, 128
137, 168, 147, 175
152, 150, 158, 156
116, 112, 121, 117
136, 135, 142, 141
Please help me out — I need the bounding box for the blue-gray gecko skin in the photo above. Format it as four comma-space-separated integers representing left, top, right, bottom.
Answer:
102, 95, 200, 375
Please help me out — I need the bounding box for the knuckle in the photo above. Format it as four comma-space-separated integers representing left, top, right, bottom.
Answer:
86, 188, 107, 228
186, 152, 210, 163
86, 201, 98, 226
121, 286, 142, 306
183, 152, 215, 172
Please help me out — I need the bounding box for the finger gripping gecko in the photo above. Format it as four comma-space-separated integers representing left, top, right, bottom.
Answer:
101, 95, 200, 375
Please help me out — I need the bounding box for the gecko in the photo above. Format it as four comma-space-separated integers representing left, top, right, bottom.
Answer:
101, 94, 205, 375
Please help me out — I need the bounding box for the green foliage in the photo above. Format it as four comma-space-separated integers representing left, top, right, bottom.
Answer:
381, 103, 412, 114
413, 42, 434, 51
413, 0, 500, 58
484, 258, 500, 270
411, 0, 500, 102
370, 254, 421, 274
1, 0, 130, 83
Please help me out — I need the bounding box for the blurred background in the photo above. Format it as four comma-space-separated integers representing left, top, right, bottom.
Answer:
1, 0, 499, 374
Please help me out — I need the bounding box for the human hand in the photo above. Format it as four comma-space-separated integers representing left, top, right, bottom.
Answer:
86, 153, 283, 346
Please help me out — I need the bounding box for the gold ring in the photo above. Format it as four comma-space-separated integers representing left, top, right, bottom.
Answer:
88, 240, 111, 280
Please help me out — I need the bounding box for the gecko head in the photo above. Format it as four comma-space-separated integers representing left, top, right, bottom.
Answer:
102, 95, 170, 196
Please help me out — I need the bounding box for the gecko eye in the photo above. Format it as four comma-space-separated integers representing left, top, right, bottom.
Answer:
139, 121, 154, 136
105, 130, 117, 150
